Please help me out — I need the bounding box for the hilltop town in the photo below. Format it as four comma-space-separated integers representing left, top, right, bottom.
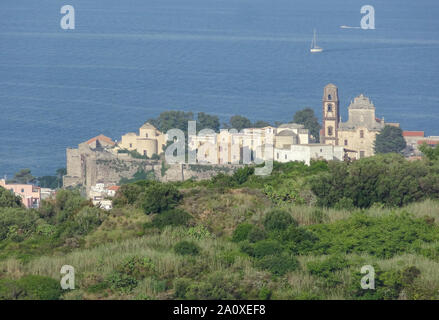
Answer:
58, 84, 438, 208
2, 84, 438, 211
1, 84, 439, 301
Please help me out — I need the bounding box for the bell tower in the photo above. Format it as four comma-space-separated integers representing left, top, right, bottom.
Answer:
322, 83, 340, 145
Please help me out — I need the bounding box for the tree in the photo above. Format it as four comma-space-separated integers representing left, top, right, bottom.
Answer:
140, 182, 183, 214
293, 108, 321, 142
229, 115, 252, 131
374, 126, 406, 154
419, 143, 439, 161
197, 112, 220, 132
148, 111, 194, 135
37, 168, 66, 189
0, 187, 22, 208
253, 120, 271, 128
9, 169, 35, 184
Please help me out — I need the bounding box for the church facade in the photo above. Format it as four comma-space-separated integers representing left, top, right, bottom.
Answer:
321, 83, 398, 159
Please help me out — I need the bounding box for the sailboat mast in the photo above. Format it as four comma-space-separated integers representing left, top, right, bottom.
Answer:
313, 29, 317, 48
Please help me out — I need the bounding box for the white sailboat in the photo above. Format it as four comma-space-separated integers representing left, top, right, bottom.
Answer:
310, 29, 323, 53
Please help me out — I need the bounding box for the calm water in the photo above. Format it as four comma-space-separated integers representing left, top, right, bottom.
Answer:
1, 0, 439, 177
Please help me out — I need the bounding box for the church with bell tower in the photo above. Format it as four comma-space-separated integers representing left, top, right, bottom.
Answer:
320, 83, 399, 159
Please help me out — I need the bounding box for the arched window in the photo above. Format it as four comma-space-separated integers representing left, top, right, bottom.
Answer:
328, 94, 332, 100
328, 126, 333, 136
327, 104, 333, 112
360, 130, 364, 138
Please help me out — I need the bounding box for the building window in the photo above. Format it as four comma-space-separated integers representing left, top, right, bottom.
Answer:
145, 133, 148, 138
320, 149, 323, 152
143, 150, 147, 156
360, 130, 364, 138
129, 143, 132, 148
277, 153, 279, 159
360, 151, 365, 158
344, 139, 348, 146
327, 104, 333, 112
328, 126, 333, 136
285, 154, 287, 160
21, 188, 24, 193
328, 94, 332, 100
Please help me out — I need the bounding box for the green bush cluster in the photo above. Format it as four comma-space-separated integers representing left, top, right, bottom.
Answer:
174, 241, 200, 256
150, 209, 192, 229
113, 181, 183, 215
310, 154, 439, 208
256, 253, 299, 276
308, 212, 439, 258
0, 186, 23, 208
307, 255, 350, 286
0, 275, 62, 300
349, 266, 421, 300
0, 189, 106, 261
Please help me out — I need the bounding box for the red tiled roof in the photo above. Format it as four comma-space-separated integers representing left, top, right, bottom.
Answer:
85, 134, 115, 146
107, 186, 120, 191
417, 140, 439, 145
403, 131, 424, 137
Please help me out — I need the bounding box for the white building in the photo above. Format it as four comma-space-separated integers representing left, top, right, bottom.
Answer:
275, 144, 344, 165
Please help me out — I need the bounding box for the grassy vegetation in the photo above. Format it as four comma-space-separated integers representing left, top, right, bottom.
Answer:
0, 153, 439, 300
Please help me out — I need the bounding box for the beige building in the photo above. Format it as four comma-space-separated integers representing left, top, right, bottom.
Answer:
189, 126, 278, 164
321, 83, 399, 159
189, 125, 317, 165
275, 123, 309, 149
118, 122, 166, 157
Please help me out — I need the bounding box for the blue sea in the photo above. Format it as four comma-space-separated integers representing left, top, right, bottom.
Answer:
1, 0, 439, 177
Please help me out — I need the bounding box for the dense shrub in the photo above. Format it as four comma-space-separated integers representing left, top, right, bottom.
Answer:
151, 209, 192, 229
280, 225, 319, 255
310, 154, 439, 208
256, 253, 299, 276
185, 272, 241, 300
0, 278, 21, 299
349, 266, 421, 300
55, 189, 88, 222
174, 241, 200, 256
263, 209, 297, 231
112, 183, 145, 207
0, 275, 63, 300
247, 227, 267, 243
106, 272, 138, 293
308, 213, 439, 258
141, 182, 183, 214
210, 173, 236, 190
307, 255, 350, 286
174, 278, 192, 299
74, 206, 106, 235
248, 240, 283, 259
263, 182, 305, 205
232, 223, 254, 242
0, 208, 39, 241
115, 256, 155, 279
0, 186, 22, 208
232, 166, 255, 185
